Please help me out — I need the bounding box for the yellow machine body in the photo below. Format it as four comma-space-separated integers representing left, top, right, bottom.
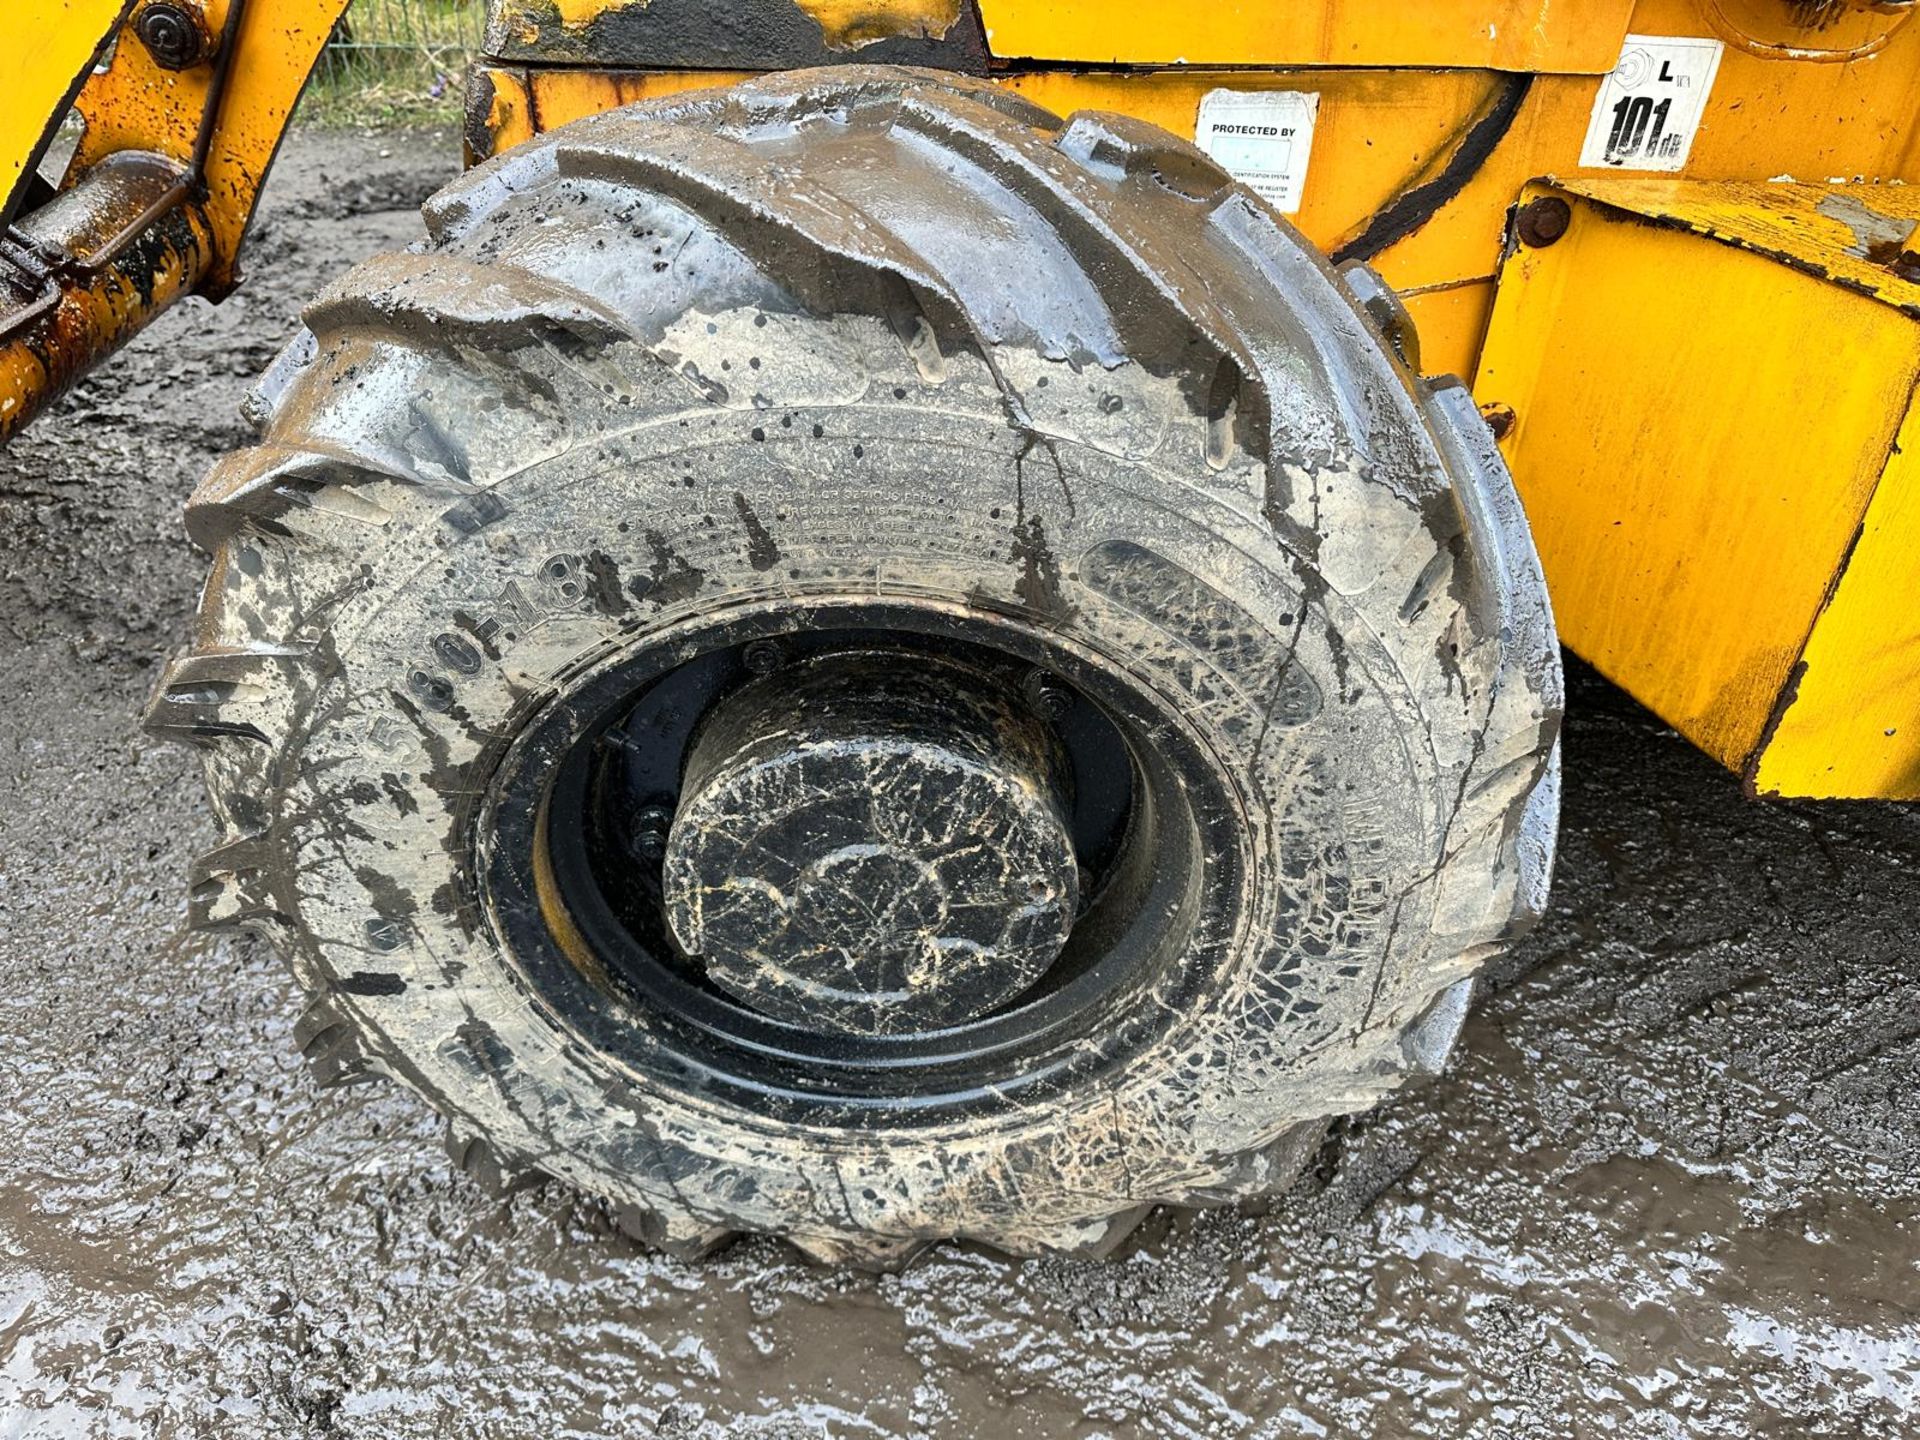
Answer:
4, 0, 1919, 794
0, 0, 350, 440
473, 0, 1920, 380
1478, 178, 1920, 799
470, 0, 1920, 798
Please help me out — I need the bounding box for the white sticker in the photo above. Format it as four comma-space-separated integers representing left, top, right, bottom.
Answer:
1580, 35, 1724, 172
1196, 89, 1321, 214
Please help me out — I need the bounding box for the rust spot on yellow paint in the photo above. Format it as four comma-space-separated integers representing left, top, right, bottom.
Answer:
794, 0, 963, 50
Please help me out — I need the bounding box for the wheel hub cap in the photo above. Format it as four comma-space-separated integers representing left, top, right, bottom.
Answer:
661, 652, 1078, 1037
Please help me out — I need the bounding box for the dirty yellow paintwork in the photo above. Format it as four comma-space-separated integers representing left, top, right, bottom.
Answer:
972, 0, 1642, 72
0, 0, 130, 221
477, 0, 1920, 382
1760, 397, 1920, 798
539, 0, 965, 31
64, 0, 235, 182
996, 69, 1511, 249
0, 185, 214, 441
505, 0, 964, 49
66, 0, 353, 292
545, 0, 621, 23
2, 0, 347, 439
471, 0, 1920, 377
1528, 176, 1920, 309
1705, 0, 1915, 62
1476, 179, 1920, 798
794, 0, 964, 48
1396, 282, 1497, 382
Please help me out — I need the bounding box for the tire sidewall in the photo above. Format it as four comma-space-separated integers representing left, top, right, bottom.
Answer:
257, 339, 1446, 1241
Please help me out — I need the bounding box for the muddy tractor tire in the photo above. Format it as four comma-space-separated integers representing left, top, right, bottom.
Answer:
148, 68, 1562, 1263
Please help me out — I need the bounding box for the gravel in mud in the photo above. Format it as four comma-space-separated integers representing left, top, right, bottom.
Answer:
1, 127, 1915, 1439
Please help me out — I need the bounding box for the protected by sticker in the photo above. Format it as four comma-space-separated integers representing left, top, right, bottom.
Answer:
1580, 35, 1725, 172
1196, 89, 1320, 214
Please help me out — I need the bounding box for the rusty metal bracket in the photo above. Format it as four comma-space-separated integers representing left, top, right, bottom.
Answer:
0, 0, 241, 330
63, 0, 247, 279
0, 0, 248, 435
0, 235, 62, 339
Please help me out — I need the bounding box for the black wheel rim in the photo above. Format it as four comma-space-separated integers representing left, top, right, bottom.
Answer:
477, 599, 1250, 1122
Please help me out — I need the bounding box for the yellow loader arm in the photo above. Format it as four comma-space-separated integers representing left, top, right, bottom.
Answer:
0, 0, 350, 441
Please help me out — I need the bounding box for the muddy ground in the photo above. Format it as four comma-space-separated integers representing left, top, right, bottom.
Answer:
0, 126, 1915, 1439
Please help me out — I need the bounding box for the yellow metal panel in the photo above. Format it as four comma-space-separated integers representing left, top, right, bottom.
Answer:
194, 0, 351, 288
997, 69, 1508, 251
1754, 395, 1920, 799
0, 0, 130, 221
1476, 183, 1920, 778
994, 0, 1920, 321
1546, 176, 1920, 312
1346, 22, 1920, 302
1397, 281, 1495, 383
973, 0, 1638, 71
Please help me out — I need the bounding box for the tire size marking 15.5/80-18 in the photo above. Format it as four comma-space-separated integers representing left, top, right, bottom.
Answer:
406, 554, 593, 712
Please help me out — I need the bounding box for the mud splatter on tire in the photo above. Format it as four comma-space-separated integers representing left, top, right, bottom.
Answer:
149, 68, 1561, 1262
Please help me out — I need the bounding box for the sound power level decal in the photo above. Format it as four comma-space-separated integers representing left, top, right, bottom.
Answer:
1581, 35, 1725, 172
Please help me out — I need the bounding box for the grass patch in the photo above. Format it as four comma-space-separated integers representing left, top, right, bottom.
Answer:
300, 0, 485, 128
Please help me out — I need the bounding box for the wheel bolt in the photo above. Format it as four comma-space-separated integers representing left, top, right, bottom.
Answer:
134, 2, 211, 70
630, 804, 674, 863
1515, 195, 1572, 249
743, 639, 783, 677
1024, 669, 1073, 720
